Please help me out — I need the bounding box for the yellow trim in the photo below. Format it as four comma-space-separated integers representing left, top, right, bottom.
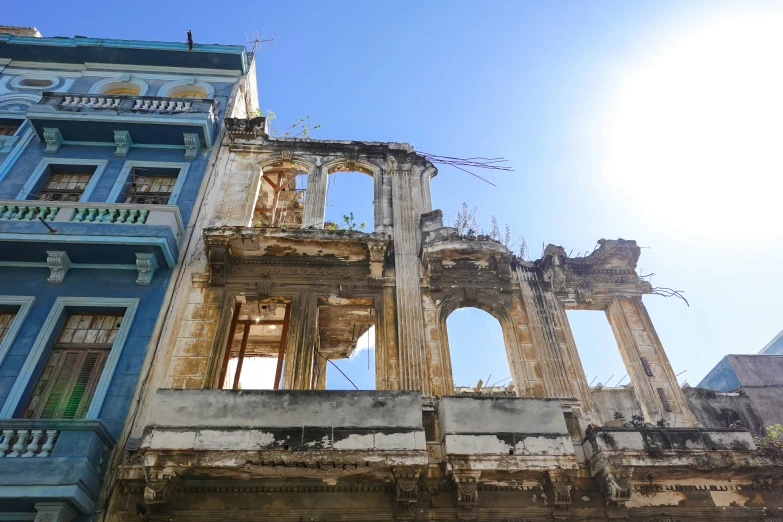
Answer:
170, 91, 207, 99
104, 88, 141, 95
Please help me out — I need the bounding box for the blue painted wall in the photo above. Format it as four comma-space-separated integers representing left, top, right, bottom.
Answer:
0, 265, 170, 438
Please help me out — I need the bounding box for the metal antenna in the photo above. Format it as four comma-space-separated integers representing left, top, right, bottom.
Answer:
245, 31, 275, 53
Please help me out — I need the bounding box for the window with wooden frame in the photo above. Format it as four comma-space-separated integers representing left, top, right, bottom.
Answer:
0, 310, 18, 343
0, 124, 19, 136
124, 167, 179, 205
37, 172, 94, 202
22, 314, 122, 419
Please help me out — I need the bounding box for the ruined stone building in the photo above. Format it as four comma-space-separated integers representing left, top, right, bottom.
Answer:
87, 94, 783, 521
0, 24, 779, 522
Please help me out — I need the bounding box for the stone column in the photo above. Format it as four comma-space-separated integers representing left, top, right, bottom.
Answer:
373, 166, 385, 233
607, 297, 694, 425
515, 266, 574, 399
302, 161, 328, 228
312, 351, 327, 390
282, 288, 318, 389
377, 278, 400, 390
389, 154, 428, 393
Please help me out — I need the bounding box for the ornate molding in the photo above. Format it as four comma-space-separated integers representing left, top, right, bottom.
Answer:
184, 133, 200, 159
256, 275, 273, 296
599, 467, 632, 508
114, 130, 132, 156
46, 251, 71, 284
544, 471, 573, 512
143, 467, 178, 505
452, 469, 481, 520
339, 281, 355, 299
42, 127, 63, 154
393, 466, 422, 520
135, 253, 159, 285
206, 238, 230, 287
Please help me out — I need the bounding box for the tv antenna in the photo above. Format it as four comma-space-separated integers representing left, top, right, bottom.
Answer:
245, 32, 275, 53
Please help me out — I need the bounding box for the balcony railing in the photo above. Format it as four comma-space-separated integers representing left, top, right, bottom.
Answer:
0, 200, 182, 235
0, 426, 58, 457
61, 95, 196, 113
31, 92, 217, 125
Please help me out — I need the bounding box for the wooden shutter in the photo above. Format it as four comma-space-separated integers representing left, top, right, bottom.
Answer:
24, 348, 108, 419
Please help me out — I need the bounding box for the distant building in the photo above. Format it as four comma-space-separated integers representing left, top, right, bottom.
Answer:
760, 328, 783, 355
0, 26, 255, 521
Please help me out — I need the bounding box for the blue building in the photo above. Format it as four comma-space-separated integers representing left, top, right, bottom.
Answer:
0, 25, 254, 521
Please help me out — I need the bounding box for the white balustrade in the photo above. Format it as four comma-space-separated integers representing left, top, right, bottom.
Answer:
0, 428, 59, 458
60, 95, 192, 113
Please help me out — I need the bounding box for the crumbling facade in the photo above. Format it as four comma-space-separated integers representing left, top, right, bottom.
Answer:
105, 116, 783, 520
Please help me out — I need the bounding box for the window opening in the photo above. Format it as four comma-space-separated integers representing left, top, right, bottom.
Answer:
23, 314, 121, 419
325, 170, 373, 231
446, 307, 513, 395
219, 300, 289, 390
18, 78, 55, 88
566, 310, 629, 389
124, 167, 179, 205
253, 166, 307, 228
0, 124, 19, 136
170, 90, 207, 99
37, 173, 93, 202
318, 297, 375, 390
0, 310, 18, 342
104, 87, 140, 96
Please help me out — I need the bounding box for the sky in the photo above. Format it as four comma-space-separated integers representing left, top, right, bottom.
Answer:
7, 0, 783, 390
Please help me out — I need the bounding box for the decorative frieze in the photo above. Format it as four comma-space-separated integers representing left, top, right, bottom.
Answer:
144, 467, 178, 504
452, 469, 481, 520
393, 466, 422, 520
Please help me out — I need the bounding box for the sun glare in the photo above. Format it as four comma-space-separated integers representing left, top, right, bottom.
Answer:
604, 10, 783, 243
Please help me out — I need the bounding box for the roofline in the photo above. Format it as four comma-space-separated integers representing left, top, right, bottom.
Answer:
760, 328, 783, 354
0, 34, 248, 73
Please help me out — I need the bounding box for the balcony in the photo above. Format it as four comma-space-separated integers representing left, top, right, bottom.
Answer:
0, 419, 115, 514
0, 200, 183, 276
123, 389, 427, 489
25, 93, 218, 157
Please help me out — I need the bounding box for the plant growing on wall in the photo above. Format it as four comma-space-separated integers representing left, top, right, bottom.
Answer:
340, 213, 366, 231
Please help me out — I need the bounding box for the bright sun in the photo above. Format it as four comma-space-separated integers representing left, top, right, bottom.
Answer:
604, 9, 783, 243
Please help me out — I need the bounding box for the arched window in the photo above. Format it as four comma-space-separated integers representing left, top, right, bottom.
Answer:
566, 310, 629, 389
158, 81, 213, 99
446, 307, 514, 394
325, 162, 375, 232
89, 76, 148, 96
252, 162, 308, 228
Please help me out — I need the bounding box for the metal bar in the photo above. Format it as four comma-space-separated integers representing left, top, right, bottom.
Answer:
273, 302, 292, 389
217, 301, 242, 388
232, 322, 251, 390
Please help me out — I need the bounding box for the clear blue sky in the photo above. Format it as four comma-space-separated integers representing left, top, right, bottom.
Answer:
7, 0, 783, 391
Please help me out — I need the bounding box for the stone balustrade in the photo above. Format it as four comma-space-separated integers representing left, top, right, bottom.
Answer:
61, 95, 194, 113
0, 427, 58, 457
0, 200, 181, 233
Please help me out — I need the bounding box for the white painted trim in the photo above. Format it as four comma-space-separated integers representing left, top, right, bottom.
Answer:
0, 261, 136, 270
16, 158, 109, 202
0, 126, 33, 185
0, 93, 40, 111
0, 296, 139, 419
0, 233, 176, 268
83, 62, 243, 77
157, 79, 215, 99
88, 75, 149, 96
0, 296, 35, 369
109, 160, 191, 204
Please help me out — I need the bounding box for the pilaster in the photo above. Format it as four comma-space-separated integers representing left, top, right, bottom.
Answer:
389, 153, 428, 393
282, 288, 318, 389
607, 297, 694, 425
302, 161, 327, 228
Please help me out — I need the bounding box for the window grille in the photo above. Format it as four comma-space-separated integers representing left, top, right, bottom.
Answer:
37, 173, 93, 202
0, 311, 17, 342
124, 173, 177, 205
0, 125, 19, 136
23, 314, 122, 419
